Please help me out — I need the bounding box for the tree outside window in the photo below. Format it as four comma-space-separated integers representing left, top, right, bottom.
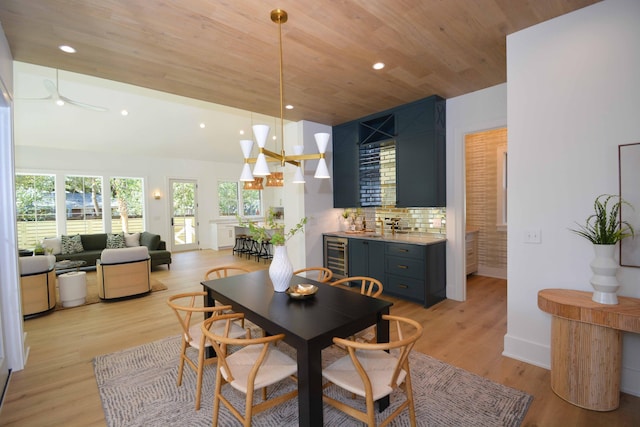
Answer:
218, 181, 262, 217
65, 176, 104, 234
15, 174, 56, 248
110, 177, 144, 233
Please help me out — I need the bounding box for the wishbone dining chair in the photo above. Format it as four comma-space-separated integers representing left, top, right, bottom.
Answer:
293, 266, 333, 283
322, 315, 423, 427
201, 313, 298, 426
330, 276, 384, 343
166, 291, 249, 410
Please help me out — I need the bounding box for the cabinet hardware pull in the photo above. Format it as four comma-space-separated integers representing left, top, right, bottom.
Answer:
399, 249, 408, 252
398, 284, 408, 289
398, 265, 408, 269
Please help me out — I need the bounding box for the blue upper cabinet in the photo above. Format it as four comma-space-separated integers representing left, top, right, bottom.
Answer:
395, 95, 446, 207
332, 95, 446, 208
332, 121, 360, 208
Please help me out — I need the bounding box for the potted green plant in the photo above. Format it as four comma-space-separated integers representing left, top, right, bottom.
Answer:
569, 194, 634, 244
569, 194, 635, 305
240, 207, 307, 246
239, 208, 307, 292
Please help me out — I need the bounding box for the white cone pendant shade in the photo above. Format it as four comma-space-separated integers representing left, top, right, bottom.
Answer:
314, 158, 330, 179
293, 145, 304, 155
293, 166, 306, 183
240, 139, 254, 158
314, 132, 330, 153
253, 124, 270, 148
240, 163, 254, 181
253, 152, 271, 176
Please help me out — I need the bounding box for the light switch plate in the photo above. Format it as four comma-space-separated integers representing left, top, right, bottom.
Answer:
524, 229, 541, 244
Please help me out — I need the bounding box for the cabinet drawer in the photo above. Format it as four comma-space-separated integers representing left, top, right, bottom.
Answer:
385, 242, 425, 260
385, 274, 425, 301
386, 255, 425, 280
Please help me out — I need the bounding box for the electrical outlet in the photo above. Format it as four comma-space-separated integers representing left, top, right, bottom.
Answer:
433, 218, 442, 228
524, 229, 541, 244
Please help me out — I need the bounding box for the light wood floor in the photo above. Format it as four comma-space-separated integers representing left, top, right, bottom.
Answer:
1, 249, 638, 426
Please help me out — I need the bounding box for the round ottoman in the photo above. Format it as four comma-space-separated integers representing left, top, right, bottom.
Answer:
58, 271, 87, 307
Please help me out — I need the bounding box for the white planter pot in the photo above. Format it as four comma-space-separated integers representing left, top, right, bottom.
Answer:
590, 244, 620, 304
269, 245, 293, 292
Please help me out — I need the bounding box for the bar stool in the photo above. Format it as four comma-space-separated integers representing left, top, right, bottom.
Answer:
245, 237, 260, 260
257, 238, 273, 263
232, 234, 248, 256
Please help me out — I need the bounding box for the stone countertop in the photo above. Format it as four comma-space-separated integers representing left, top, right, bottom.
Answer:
324, 231, 446, 246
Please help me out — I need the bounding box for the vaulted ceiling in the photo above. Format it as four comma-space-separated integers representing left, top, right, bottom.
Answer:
0, 0, 599, 126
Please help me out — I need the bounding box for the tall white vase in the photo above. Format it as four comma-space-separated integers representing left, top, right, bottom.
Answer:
590, 244, 620, 304
269, 245, 293, 292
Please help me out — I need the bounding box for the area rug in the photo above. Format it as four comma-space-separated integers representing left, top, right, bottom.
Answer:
55, 272, 167, 310
94, 335, 532, 426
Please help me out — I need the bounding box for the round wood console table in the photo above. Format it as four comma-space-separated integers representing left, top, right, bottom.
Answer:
538, 289, 640, 411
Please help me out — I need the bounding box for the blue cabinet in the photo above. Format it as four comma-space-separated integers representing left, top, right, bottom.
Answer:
384, 241, 446, 307
395, 96, 446, 207
332, 122, 360, 208
331, 95, 446, 208
348, 238, 385, 284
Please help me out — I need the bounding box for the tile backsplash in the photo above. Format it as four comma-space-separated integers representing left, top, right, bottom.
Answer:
344, 207, 446, 234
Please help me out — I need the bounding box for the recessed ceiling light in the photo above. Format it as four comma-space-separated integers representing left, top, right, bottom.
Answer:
59, 45, 76, 53
56, 99, 65, 106
373, 62, 385, 70
200, 123, 206, 129
285, 105, 294, 110
121, 110, 129, 116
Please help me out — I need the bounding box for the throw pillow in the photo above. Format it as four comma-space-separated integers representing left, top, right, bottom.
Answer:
106, 232, 125, 249
42, 237, 62, 255
124, 232, 140, 247
61, 234, 84, 255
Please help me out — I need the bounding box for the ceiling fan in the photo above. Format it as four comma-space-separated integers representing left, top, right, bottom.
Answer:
24, 69, 109, 112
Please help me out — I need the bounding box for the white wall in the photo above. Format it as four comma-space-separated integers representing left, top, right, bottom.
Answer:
0, 22, 28, 373
446, 83, 507, 301
505, 0, 640, 396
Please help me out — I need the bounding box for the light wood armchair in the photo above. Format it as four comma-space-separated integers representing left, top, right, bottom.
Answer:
19, 255, 57, 319
330, 276, 384, 343
201, 313, 298, 426
167, 291, 249, 410
322, 315, 423, 427
330, 276, 383, 298
97, 246, 151, 300
293, 266, 333, 283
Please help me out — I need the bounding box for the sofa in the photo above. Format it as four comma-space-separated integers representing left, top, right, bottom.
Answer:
43, 231, 171, 270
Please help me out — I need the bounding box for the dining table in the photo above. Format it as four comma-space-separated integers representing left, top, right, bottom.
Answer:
201, 269, 393, 427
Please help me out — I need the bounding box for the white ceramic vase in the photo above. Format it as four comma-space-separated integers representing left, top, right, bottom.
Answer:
269, 245, 293, 292
590, 244, 620, 304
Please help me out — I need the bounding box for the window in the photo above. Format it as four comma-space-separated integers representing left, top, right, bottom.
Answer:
15, 174, 56, 248
218, 181, 262, 217
65, 176, 104, 234
110, 177, 144, 233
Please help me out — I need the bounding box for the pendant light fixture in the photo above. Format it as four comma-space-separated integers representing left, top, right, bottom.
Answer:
238, 9, 330, 184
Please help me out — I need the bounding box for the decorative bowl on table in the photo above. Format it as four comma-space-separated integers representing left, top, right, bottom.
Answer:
286, 284, 318, 299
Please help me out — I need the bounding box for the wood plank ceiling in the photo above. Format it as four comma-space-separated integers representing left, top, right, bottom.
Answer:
0, 0, 599, 126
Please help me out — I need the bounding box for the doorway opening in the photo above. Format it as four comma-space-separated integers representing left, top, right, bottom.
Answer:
170, 179, 198, 252
464, 128, 508, 279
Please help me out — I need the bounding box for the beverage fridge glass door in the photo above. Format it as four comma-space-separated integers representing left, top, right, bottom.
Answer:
323, 236, 348, 279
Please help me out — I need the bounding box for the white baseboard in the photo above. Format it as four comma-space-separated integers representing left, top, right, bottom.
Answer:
502, 333, 550, 369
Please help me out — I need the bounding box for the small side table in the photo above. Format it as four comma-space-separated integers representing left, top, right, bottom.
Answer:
58, 271, 87, 307
538, 289, 640, 411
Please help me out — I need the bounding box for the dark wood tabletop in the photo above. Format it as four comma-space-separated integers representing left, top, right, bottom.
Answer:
202, 269, 393, 427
